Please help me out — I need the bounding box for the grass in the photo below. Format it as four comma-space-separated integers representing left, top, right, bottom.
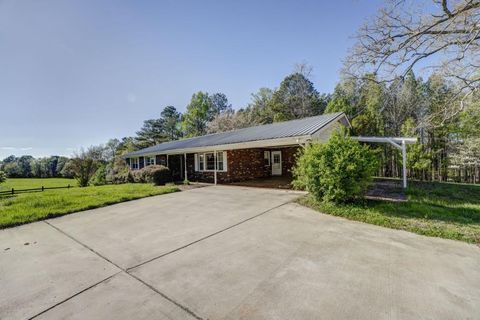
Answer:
297, 181, 480, 244
0, 178, 179, 228
1, 178, 76, 190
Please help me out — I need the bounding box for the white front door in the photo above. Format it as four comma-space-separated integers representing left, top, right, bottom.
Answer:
271, 151, 282, 176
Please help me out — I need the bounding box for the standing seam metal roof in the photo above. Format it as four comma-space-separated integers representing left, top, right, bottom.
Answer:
125, 112, 344, 157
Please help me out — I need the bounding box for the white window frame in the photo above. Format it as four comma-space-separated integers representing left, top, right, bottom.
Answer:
194, 151, 227, 172
146, 156, 156, 166
264, 151, 270, 166
130, 158, 139, 170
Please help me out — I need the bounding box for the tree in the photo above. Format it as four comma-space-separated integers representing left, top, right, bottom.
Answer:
67, 147, 104, 187
0, 170, 6, 184
345, 0, 480, 125
2, 161, 21, 177
116, 137, 137, 155
209, 93, 232, 117
271, 70, 324, 121
161, 106, 182, 140
243, 87, 275, 125
182, 91, 212, 137
325, 96, 355, 117
135, 118, 168, 148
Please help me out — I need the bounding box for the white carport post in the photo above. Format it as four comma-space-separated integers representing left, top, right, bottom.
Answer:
401, 140, 407, 189
214, 150, 217, 185
184, 153, 187, 181
352, 136, 416, 189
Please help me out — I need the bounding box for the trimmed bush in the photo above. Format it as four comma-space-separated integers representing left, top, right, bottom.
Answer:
293, 130, 378, 203
111, 171, 133, 184
129, 165, 172, 185
150, 165, 172, 185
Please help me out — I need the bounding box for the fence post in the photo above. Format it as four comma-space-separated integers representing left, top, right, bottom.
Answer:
68, 184, 70, 189
11, 188, 14, 195
42, 186, 44, 192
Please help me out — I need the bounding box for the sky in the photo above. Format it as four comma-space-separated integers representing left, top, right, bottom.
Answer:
0, 0, 385, 159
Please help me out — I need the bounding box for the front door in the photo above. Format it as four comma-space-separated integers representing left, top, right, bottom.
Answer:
271, 151, 282, 176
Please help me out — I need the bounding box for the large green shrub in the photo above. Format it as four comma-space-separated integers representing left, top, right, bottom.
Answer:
0, 170, 6, 184
293, 130, 378, 203
150, 165, 172, 185
130, 165, 172, 185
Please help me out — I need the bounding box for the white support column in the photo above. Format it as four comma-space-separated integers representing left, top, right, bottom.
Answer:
214, 150, 217, 185
402, 140, 407, 189
166, 154, 169, 168
184, 153, 187, 181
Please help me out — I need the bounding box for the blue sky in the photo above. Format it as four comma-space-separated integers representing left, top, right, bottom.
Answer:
0, 0, 384, 158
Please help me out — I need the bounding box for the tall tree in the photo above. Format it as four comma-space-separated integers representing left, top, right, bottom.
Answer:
135, 118, 167, 148
243, 87, 275, 124
182, 92, 213, 137
209, 93, 232, 117
161, 106, 182, 140
271, 72, 324, 121
345, 0, 480, 126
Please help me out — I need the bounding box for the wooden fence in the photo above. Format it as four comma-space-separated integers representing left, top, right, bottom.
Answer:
0, 185, 73, 195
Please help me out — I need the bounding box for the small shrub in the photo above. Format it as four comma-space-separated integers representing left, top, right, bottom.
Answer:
90, 165, 107, 186
0, 170, 6, 184
293, 130, 378, 203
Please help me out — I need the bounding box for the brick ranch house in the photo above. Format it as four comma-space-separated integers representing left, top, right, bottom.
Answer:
124, 112, 351, 184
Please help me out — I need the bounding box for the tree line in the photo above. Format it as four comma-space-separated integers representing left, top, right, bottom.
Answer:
1, 0, 479, 185
1, 64, 478, 184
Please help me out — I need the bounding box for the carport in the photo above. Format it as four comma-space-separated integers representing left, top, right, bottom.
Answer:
352, 136, 417, 188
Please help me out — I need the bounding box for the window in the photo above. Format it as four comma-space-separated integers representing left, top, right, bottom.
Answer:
206, 153, 215, 170
264, 151, 270, 166
195, 151, 227, 172
147, 156, 155, 166
159, 157, 166, 166
199, 154, 204, 171
217, 152, 224, 171
131, 158, 139, 170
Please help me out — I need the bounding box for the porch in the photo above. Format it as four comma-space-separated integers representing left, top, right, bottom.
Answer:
226, 176, 294, 189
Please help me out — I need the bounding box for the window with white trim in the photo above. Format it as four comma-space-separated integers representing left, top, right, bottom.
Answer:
131, 158, 139, 170
217, 152, 224, 171
146, 156, 155, 166
194, 151, 227, 172
264, 151, 270, 166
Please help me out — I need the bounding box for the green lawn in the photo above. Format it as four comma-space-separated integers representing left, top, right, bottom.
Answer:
298, 181, 480, 244
0, 179, 179, 228
1, 178, 76, 190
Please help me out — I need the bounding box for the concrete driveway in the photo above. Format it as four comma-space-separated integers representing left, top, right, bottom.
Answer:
1, 186, 479, 319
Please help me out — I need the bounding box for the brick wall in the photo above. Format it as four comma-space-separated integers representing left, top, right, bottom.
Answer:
189, 146, 299, 183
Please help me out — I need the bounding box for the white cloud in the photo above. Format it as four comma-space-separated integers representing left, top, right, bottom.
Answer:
1, 147, 15, 150
20, 147, 33, 151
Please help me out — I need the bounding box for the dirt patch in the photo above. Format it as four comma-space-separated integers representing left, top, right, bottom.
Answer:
365, 180, 407, 202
